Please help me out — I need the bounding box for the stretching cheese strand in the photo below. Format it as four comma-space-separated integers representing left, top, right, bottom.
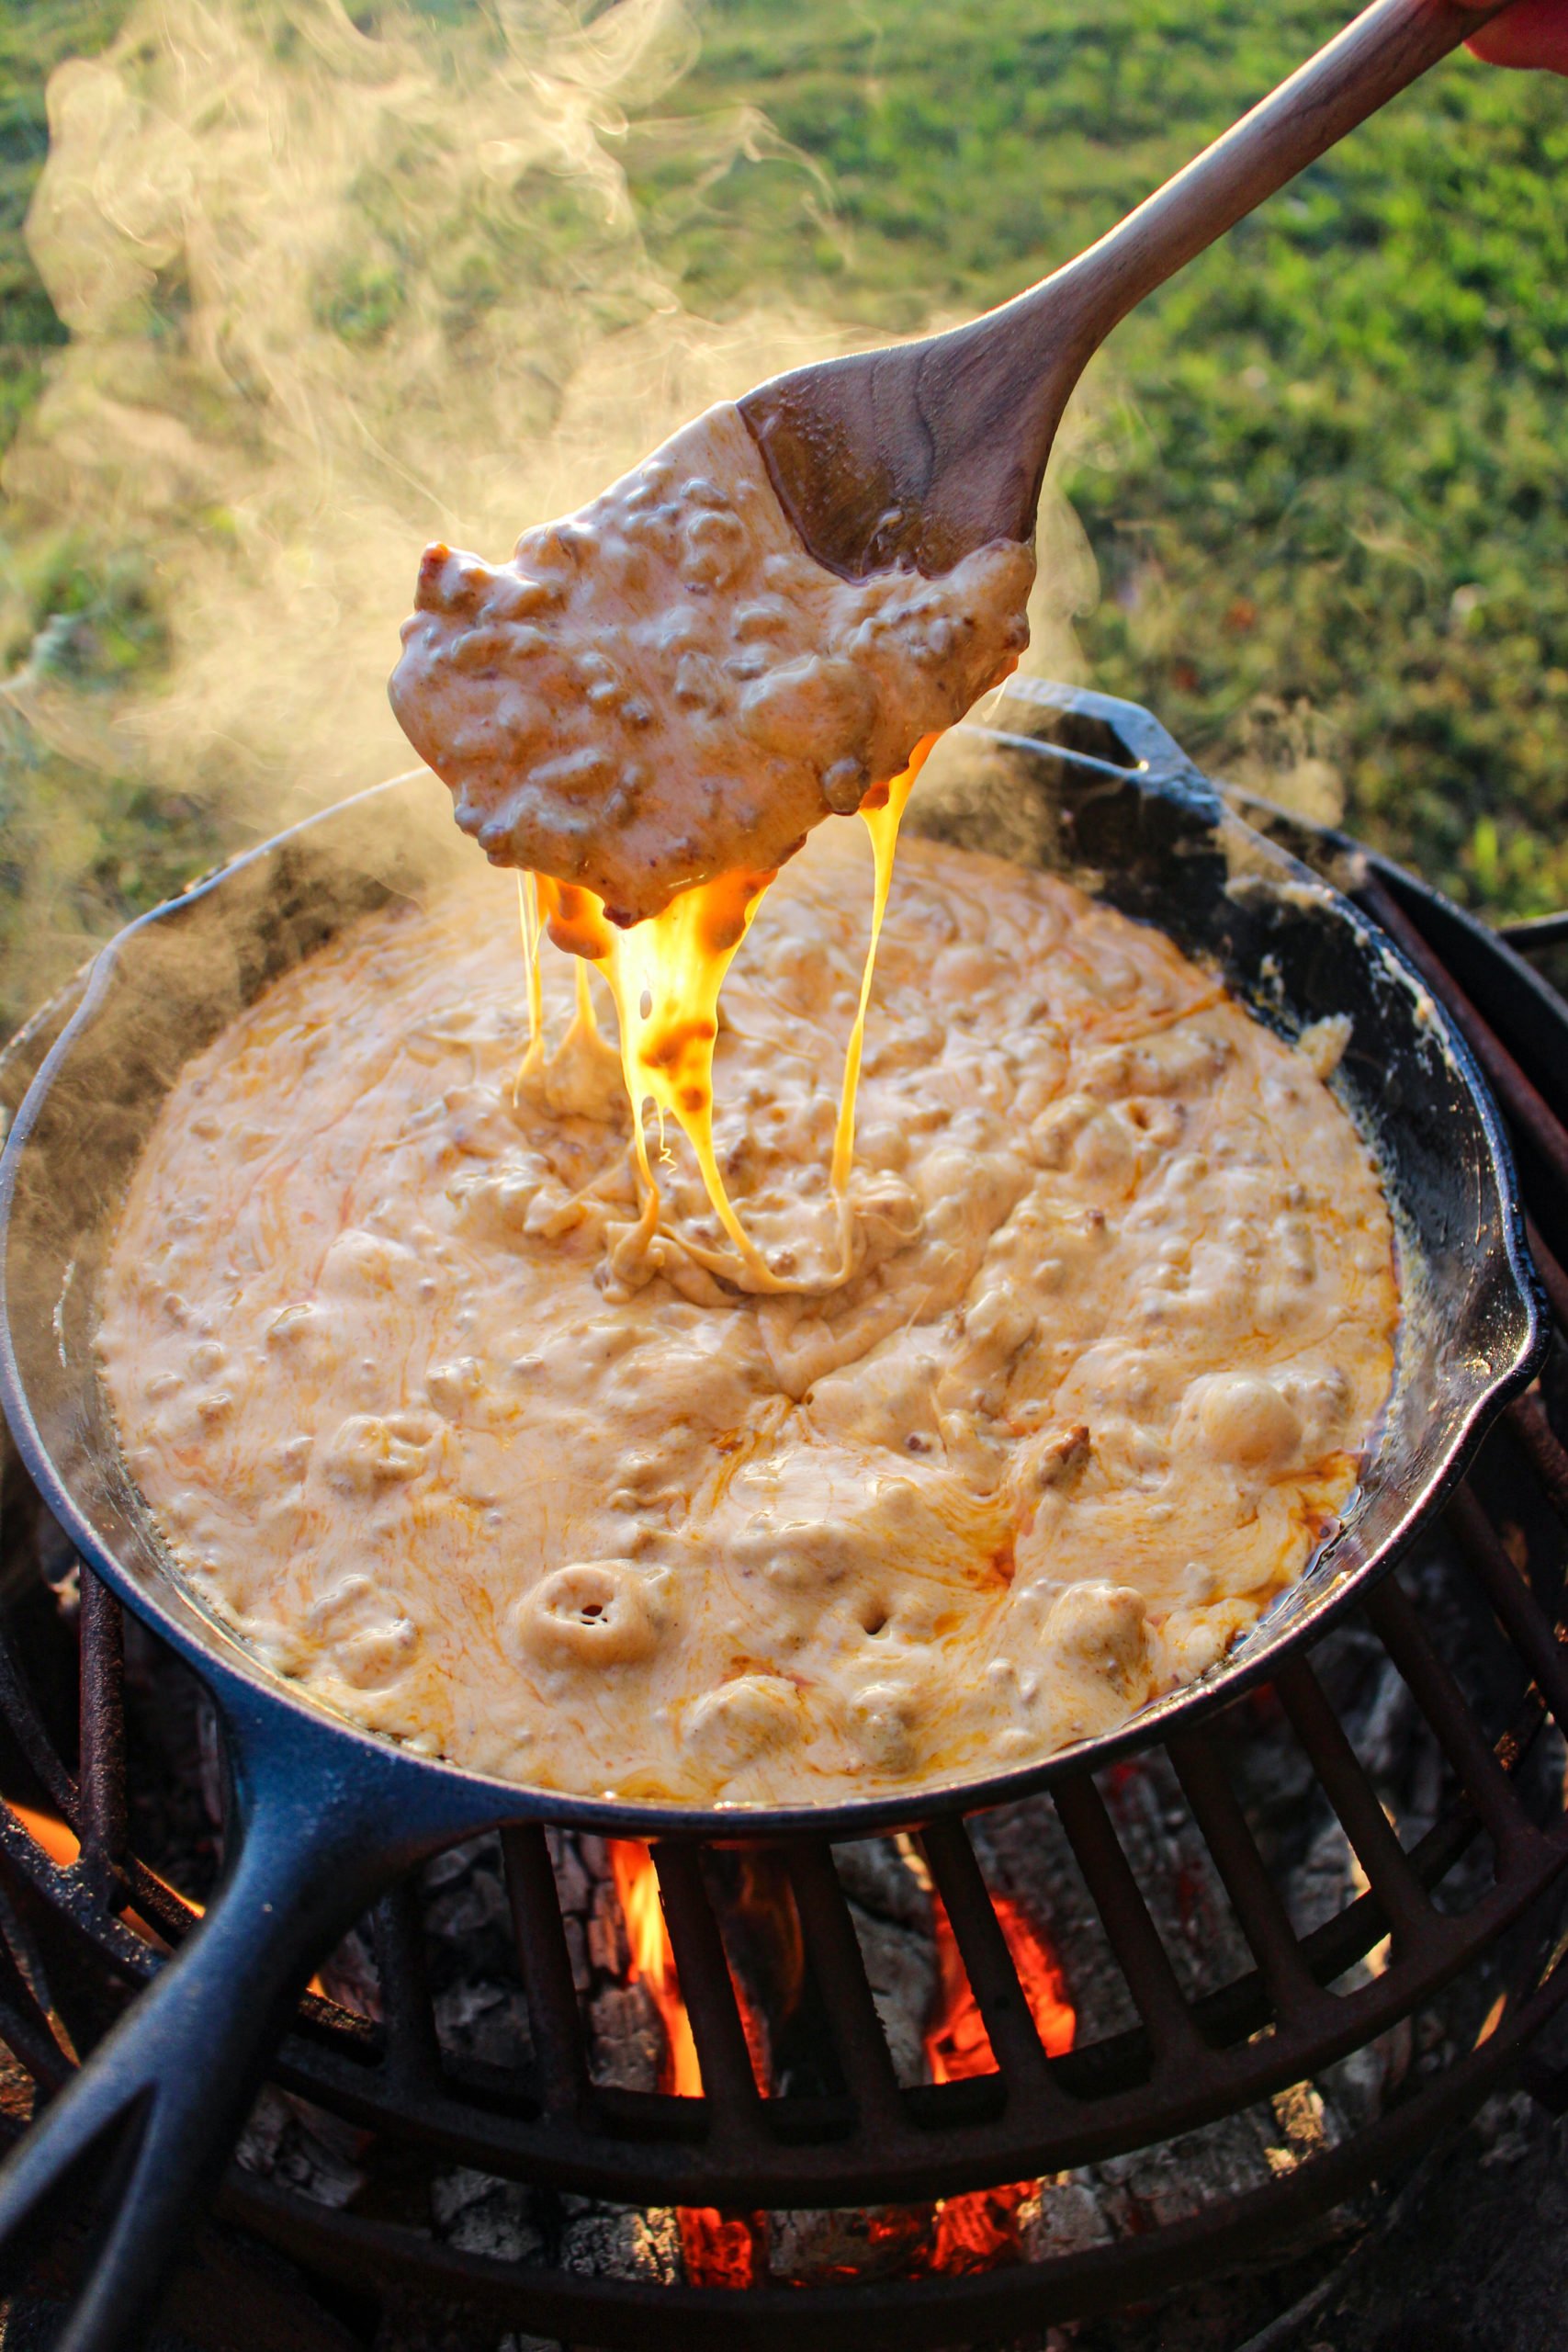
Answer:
520, 734, 933, 1294
830, 744, 928, 1193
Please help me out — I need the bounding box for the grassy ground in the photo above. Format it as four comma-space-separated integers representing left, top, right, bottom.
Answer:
1, 0, 221, 1025
1, 0, 1565, 1031
0, 4, 116, 457
635, 0, 1568, 910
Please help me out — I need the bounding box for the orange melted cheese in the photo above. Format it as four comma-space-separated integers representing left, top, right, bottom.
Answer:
97, 829, 1398, 1804
389, 402, 1032, 923
389, 400, 1019, 1293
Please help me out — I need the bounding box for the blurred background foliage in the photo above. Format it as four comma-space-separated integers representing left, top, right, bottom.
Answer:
1, 0, 1565, 1035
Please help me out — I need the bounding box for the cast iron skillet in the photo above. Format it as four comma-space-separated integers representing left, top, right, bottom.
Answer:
0, 682, 1544, 2350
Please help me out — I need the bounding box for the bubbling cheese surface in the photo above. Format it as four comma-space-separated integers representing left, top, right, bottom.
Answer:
389, 402, 1035, 924
97, 828, 1397, 1804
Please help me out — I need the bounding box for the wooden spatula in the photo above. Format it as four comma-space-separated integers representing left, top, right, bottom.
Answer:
741, 0, 1506, 581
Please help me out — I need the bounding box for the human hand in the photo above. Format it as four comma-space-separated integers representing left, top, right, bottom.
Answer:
1460, 0, 1568, 74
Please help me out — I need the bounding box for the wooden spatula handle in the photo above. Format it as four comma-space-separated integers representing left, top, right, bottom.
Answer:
745, 0, 1511, 576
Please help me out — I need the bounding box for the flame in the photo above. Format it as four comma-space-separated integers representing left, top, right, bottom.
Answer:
528, 736, 932, 1292
606, 1838, 1078, 2288
609, 1837, 703, 2097
608, 1838, 763, 2288
922, 1891, 1077, 2274
925, 1891, 1077, 2084
11, 1804, 83, 1878
7, 1804, 335, 1996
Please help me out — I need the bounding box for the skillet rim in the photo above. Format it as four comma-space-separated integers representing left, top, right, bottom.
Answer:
0, 687, 1548, 1841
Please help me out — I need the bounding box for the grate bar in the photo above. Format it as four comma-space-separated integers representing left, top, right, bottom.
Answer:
1523, 1215, 1568, 1335
0, 1993, 68, 2100
502, 1825, 591, 2118
0, 1628, 74, 1823
1272, 1658, 1430, 1951
118, 1860, 202, 1951
1359, 874, 1568, 1190
1509, 1393, 1568, 1531
1361, 1577, 1537, 1864
650, 1844, 765, 2132
0, 1902, 71, 2094
76, 1568, 128, 1909
784, 1840, 907, 2134
224, 1940, 1568, 2350
1052, 1776, 1205, 2071
918, 1816, 1066, 2096
1450, 1488, 1568, 1729
374, 1879, 443, 2096
1167, 1731, 1337, 2034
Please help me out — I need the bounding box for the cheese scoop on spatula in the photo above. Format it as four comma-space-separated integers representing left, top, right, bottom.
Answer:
389, 0, 1504, 923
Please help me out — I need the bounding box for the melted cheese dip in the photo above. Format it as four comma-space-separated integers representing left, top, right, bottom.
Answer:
98, 829, 1396, 1804
389, 403, 1035, 923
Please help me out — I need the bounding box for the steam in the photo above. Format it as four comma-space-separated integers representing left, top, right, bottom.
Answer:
1, 0, 842, 823
0, 0, 1095, 1019
1222, 695, 1347, 829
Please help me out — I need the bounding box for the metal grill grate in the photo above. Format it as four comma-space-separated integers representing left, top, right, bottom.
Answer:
0, 693, 1566, 2346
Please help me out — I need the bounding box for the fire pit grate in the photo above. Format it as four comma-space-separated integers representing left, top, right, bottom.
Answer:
0, 685, 1566, 2347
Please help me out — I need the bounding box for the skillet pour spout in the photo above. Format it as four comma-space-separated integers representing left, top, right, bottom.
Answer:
0, 684, 1543, 2351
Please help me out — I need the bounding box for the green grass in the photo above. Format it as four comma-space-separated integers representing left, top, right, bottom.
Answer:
631, 0, 1568, 914
0, 2, 133, 452
0, 0, 223, 1023
1, 0, 1565, 1032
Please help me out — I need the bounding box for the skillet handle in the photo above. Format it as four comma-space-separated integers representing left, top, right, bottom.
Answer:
0, 1697, 458, 2352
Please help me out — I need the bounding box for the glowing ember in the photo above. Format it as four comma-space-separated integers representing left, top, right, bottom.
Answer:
12, 1804, 85, 1879
606, 1842, 1077, 2286
923, 1891, 1077, 2273
608, 1839, 763, 2289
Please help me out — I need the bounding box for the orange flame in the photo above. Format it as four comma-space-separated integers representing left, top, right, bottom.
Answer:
605, 1841, 1077, 2287
610, 1837, 703, 2097
926, 1891, 1077, 2084
922, 1891, 1077, 2273
608, 1839, 762, 2289
12, 1804, 179, 1952
7, 1804, 338, 1996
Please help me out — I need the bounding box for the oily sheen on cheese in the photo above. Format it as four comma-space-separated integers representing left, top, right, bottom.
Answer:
97, 828, 1397, 1804
389, 402, 1035, 923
